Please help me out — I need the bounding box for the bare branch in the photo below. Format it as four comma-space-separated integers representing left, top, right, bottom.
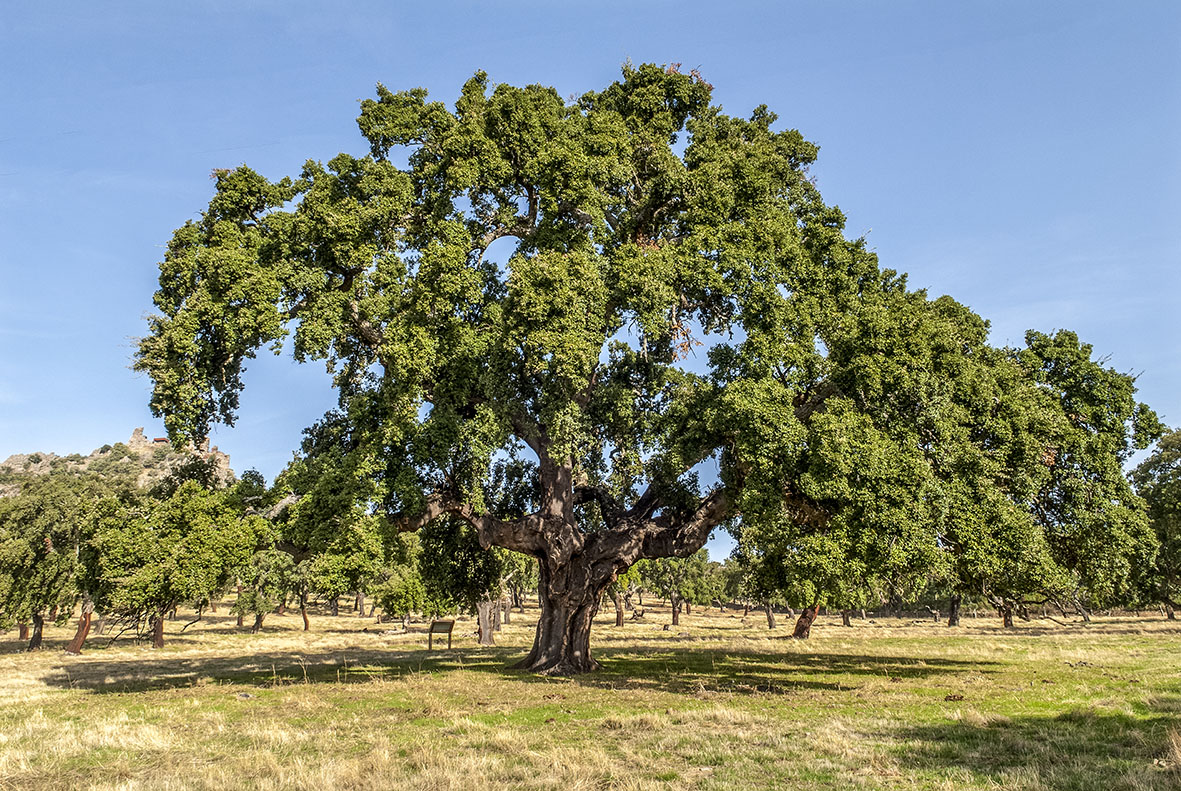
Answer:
390, 493, 452, 533
347, 299, 385, 350
389, 492, 549, 557
794, 379, 840, 422
574, 484, 623, 527
635, 487, 730, 560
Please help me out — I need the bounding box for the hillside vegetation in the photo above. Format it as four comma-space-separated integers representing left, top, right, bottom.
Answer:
0, 428, 233, 495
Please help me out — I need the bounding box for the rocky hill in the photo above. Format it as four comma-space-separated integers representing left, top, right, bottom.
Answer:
0, 428, 234, 496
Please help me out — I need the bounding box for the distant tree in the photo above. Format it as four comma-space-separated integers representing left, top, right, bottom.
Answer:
373, 561, 426, 628
90, 481, 260, 647
712, 558, 746, 610
605, 563, 644, 626
731, 547, 788, 630
419, 516, 508, 645
640, 551, 710, 626
0, 473, 110, 650
232, 548, 295, 633
499, 548, 538, 615
1132, 429, 1181, 618
938, 331, 1162, 626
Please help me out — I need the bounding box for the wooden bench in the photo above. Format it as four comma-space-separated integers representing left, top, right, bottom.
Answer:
428, 619, 454, 650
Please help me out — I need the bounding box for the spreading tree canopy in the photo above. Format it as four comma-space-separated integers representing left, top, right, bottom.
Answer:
136, 64, 1158, 673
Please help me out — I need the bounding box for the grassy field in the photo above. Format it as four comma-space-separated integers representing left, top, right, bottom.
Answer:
1, 604, 1179, 790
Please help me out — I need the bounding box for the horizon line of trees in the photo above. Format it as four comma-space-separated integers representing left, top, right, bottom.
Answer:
2, 421, 1179, 655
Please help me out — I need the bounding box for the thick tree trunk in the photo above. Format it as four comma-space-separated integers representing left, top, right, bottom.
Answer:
502, 598, 511, 624
1000, 603, 1014, 629
28, 613, 45, 651
1167, 604, 1176, 620
684, 601, 691, 615
671, 601, 681, 626
841, 609, 852, 627
513, 559, 610, 675
251, 613, 264, 633
355, 592, 364, 616
792, 604, 820, 639
492, 599, 502, 632
64, 601, 94, 655
330, 598, 339, 617
611, 590, 624, 627
948, 595, 962, 627
151, 613, 165, 648
477, 601, 496, 646
764, 601, 776, 630
368, 602, 378, 618
277, 595, 287, 616
18, 622, 29, 641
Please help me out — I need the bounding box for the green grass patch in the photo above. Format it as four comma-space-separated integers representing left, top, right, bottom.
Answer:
1, 606, 1178, 789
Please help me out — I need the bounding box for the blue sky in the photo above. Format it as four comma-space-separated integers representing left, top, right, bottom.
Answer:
1, 2, 1177, 558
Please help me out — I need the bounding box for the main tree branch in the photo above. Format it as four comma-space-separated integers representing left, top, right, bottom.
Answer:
635, 487, 731, 559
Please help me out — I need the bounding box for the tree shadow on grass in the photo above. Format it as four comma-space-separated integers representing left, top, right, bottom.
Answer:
563, 645, 997, 695
896, 705, 1180, 790
36, 646, 515, 693
35, 641, 996, 697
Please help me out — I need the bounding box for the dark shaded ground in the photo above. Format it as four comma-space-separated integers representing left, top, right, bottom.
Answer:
31, 636, 996, 698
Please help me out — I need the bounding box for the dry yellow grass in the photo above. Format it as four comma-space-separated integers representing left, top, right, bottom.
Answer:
1, 604, 1179, 790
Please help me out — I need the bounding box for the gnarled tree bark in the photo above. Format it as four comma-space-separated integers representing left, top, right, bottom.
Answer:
477, 600, 496, 646
792, 603, 820, 639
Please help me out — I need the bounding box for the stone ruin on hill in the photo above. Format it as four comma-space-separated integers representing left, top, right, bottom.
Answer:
0, 428, 234, 494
